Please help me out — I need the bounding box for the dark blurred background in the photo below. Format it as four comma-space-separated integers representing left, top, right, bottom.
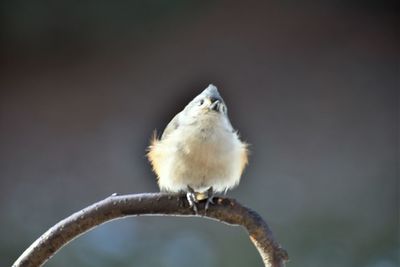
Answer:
0, 1, 398, 266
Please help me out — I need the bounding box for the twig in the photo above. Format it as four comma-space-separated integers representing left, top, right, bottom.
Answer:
12, 193, 288, 267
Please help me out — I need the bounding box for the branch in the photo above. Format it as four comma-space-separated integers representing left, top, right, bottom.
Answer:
12, 193, 289, 267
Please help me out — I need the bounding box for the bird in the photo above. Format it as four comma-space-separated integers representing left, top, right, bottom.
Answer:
147, 84, 248, 212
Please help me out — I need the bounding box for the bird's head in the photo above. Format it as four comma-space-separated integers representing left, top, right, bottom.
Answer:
183, 84, 228, 119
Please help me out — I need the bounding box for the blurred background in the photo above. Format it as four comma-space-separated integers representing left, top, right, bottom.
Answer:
0, 1, 398, 266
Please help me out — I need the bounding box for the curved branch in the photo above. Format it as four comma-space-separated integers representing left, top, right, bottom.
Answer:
12, 193, 288, 267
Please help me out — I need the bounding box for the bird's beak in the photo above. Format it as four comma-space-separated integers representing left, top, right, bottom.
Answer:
209, 99, 221, 112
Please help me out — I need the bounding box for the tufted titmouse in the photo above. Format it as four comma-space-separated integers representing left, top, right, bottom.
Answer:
147, 84, 248, 211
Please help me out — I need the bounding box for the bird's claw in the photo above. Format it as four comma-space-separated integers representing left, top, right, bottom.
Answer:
186, 186, 216, 214
205, 196, 214, 211
204, 186, 215, 211
186, 186, 199, 214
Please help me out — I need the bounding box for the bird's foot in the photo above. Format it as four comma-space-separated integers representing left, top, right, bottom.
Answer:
204, 187, 215, 211
186, 186, 216, 214
186, 186, 199, 214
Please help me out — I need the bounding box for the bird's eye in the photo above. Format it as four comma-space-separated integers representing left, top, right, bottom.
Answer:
221, 105, 227, 113
199, 99, 204, 106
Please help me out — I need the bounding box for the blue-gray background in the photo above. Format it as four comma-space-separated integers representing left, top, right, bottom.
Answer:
0, 1, 398, 266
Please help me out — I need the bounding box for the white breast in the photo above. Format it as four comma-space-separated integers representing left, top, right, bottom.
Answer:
156, 114, 245, 193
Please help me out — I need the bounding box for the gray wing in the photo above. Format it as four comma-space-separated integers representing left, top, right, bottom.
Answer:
161, 112, 181, 140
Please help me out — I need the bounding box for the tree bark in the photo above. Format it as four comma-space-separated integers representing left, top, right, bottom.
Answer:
12, 193, 288, 267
